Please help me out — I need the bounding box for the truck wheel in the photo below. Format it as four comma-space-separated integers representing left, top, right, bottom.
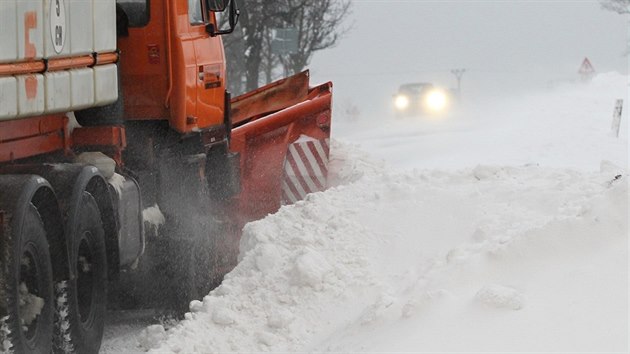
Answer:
53, 193, 107, 354
157, 216, 218, 313
0, 204, 55, 354
189, 231, 218, 305
160, 221, 202, 313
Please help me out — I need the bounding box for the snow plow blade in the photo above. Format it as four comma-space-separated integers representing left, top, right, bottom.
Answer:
230, 70, 332, 227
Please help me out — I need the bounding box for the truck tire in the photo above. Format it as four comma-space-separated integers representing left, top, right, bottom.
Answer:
156, 215, 219, 313
159, 220, 201, 312
53, 193, 107, 354
0, 204, 55, 354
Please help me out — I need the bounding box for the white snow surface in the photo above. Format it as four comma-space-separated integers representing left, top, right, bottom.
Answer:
108, 173, 127, 197
143, 205, 166, 230
125, 73, 627, 353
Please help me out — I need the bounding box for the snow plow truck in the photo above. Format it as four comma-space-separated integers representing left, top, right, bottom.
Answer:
0, 0, 332, 352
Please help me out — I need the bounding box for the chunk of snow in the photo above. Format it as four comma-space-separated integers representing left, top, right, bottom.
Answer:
254, 244, 281, 272
266, 308, 294, 329
143, 204, 166, 233
76, 152, 116, 178
138, 325, 166, 351
18, 283, 44, 327
474, 284, 525, 311
0, 315, 12, 353
257, 331, 281, 347
289, 250, 332, 289
66, 112, 81, 134
108, 173, 126, 196
211, 308, 236, 326
189, 300, 203, 313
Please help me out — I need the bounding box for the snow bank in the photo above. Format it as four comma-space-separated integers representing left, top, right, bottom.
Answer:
150, 153, 627, 352
321, 168, 627, 353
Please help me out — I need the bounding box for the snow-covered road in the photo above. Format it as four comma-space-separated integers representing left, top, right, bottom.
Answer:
102, 73, 628, 353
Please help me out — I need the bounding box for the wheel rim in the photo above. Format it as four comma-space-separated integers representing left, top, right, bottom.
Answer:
19, 243, 44, 345
76, 236, 95, 327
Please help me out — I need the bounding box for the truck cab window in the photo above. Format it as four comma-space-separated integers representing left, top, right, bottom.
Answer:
116, 0, 149, 27
189, 0, 205, 25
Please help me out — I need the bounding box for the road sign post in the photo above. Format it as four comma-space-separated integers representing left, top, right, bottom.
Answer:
610, 99, 624, 138
451, 68, 466, 100
578, 58, 595, 82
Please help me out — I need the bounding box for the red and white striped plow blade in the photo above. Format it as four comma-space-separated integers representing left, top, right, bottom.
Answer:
282, 138, 330, 204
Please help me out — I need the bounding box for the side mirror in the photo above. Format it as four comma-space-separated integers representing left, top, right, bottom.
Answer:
205, 0, 240, 36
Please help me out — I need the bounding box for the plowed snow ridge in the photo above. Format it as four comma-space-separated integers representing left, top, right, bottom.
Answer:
150, 167, 627, 352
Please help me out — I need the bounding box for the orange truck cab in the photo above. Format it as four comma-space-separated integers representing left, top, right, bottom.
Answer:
118, 0, 233, 133
0, 0, 332, 352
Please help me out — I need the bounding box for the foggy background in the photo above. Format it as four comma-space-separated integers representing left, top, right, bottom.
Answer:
308, 0, 629, 121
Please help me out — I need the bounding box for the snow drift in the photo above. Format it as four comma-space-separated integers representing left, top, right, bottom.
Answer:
147, 157, 627, 352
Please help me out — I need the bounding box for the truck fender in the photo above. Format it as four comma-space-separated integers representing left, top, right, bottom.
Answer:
0, 164, 119, 280
0, 175, 67, 282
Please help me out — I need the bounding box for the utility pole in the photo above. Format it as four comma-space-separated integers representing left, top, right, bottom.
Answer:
451, 69, 466, 99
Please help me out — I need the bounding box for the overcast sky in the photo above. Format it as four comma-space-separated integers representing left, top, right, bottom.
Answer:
309, 0, 628, 118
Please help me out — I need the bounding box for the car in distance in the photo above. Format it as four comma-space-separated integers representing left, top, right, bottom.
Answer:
393, 83, 452, 117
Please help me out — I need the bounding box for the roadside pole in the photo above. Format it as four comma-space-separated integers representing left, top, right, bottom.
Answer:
451, 68, 466, 100
610, 99, 623, 138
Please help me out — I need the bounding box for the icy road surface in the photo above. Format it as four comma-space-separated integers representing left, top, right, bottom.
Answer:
102, 73, 628, 353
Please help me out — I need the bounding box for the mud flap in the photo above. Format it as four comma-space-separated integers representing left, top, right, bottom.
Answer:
206, 147, 241, 201
281, 137, 330, 204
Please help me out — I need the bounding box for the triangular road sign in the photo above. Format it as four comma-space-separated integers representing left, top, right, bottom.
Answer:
579, 57, 595, 74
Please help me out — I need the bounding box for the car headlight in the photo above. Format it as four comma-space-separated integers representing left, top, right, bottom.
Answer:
425, 89, 448, 112
394, 95, 410, 110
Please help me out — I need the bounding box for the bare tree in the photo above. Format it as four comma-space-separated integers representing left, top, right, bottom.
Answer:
233, 0, 267, 93
278, 0, 351, 76
600, 0, 630, 13
599, 0, 629, 56
223, 20, 247, 95
224, 0, 351, 95
261, 29, 281, 85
